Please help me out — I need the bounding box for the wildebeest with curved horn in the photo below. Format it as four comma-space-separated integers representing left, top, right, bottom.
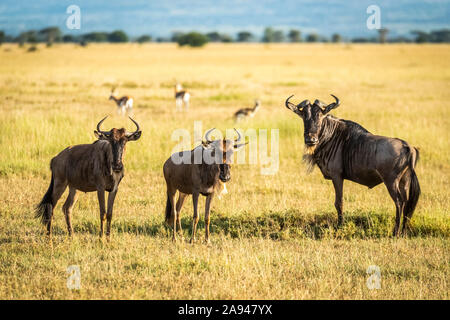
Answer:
35, 116, 142, 238
285, 94, 420, 236
163, 128, 246, 243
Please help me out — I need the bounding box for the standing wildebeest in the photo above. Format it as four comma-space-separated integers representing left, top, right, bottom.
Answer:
285, 94, 420, 236
35, 117, 141, 238
163, 128, 246, 243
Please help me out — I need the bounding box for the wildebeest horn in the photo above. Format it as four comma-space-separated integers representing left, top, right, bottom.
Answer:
96, 116, 111, 134
234, 128, 242, 143
204, 128, 216, 143
285, 95, 297, 110
323, 94, 341, 114
331, 94, 340, 107
128, 116, 140, 134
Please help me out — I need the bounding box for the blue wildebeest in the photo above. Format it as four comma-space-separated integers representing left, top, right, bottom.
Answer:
35, 117, 141, 238
163, 128, 246, 243
285, 95, 420, 236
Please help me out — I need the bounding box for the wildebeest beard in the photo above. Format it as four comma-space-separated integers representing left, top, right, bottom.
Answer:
302, 145, 316, 174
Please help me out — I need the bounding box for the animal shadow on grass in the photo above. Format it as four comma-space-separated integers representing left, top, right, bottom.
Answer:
43, 210, 447, 240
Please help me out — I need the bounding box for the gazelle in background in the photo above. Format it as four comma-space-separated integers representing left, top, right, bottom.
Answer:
109, 87, 133, 116
174, 82, 190, 111
234, 99, 261, 122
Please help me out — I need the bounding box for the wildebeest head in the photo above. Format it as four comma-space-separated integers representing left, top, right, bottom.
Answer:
285, 94, 340, 149
94, 116, 142, 172
202, 128, 246, 182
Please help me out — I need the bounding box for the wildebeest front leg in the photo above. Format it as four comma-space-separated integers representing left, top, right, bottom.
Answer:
331, 177, 344, 226
106, 190, 118, 238
190, 192, 200, 244
97, 189, 106, 237
204, 194, 213, 244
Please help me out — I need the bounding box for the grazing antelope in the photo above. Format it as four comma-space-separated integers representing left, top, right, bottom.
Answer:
285, 94, 420, 236
163, 128, 246, 243
35, 117, 142, 238
109, 87, 133, 116
174, 82, 190, 111
234, 99, 261, 122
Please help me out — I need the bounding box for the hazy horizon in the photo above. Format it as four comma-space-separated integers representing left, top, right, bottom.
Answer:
1, 0, 449, 38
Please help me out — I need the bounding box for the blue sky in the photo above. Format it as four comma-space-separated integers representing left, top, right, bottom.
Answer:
0, 0, 449, 38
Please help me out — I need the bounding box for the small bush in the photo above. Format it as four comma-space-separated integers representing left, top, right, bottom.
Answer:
177, 32, 208, 47
27, 45, 38, 52
137, 35, 152, 43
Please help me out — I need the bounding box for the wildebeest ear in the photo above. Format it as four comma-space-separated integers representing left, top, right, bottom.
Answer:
313, 99, 326, 108
126, 131, 142, 141
234, 142, 248, 150
94, 130, 108, 140
202, 141, 211, 149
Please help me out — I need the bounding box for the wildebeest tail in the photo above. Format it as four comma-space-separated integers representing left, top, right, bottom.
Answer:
404, 147, 420, 218
165, 194, 174, 226
35, 173, 54, 225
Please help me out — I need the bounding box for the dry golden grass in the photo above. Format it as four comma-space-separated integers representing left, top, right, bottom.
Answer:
0, 43, 448, 299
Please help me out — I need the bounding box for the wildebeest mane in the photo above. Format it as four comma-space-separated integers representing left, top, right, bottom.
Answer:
303, 115, 371, 173
92, 139, 113, 176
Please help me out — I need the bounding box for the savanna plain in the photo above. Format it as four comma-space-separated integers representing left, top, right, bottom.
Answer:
0, 43, 449, 299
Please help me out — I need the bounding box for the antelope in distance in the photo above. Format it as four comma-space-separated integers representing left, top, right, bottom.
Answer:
285, 94, 420, 236
163, 128, 246, 244
174, 82, 190, 111
234, 99, 261, 122
35, 117, 142, 238
109, 87, 133, 116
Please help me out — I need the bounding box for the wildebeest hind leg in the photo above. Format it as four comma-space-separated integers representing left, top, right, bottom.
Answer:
62, 187, 78, 236
176, 193, 187, 238
331, 176, 344, 226
385, 178, 403, 237
48, 179, 68, 236
399, 172, 411, 236
167, 191, 177, 241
